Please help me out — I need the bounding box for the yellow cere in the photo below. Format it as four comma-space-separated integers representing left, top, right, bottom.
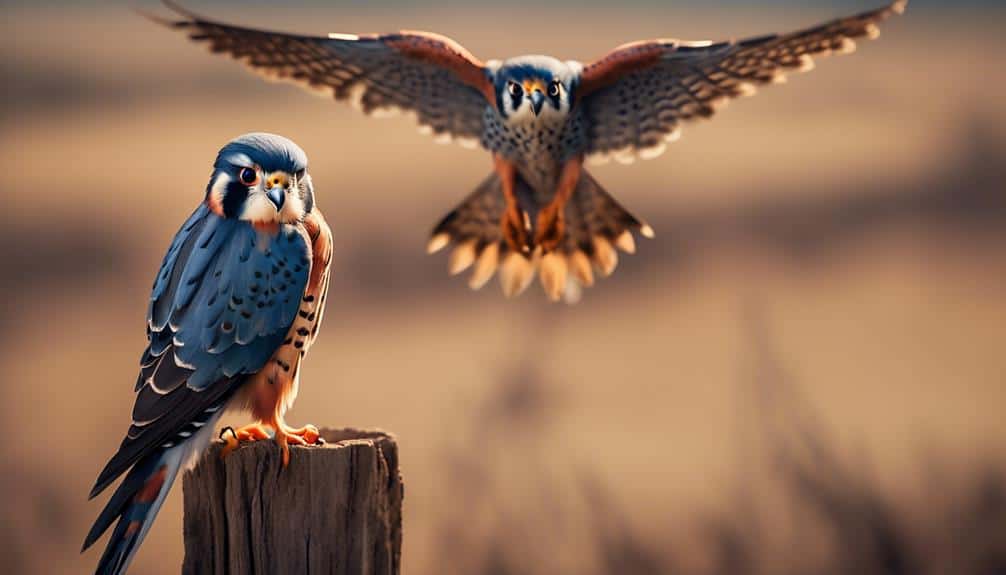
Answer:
522, 79, 546, 93
266, 172, 290, 189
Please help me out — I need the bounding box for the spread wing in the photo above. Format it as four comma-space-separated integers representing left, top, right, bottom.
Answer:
577, 0, 907, 163
158, 1, 494, 147
90, 205, 311, 497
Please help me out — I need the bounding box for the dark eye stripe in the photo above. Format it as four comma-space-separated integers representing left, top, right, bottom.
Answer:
222, 178, 248, 218
509, 83, 523, 111
548, 82, 562, 108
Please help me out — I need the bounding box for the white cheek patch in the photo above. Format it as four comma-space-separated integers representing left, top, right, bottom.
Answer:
280, 189, 305, 223
240, 192, 279, 224
209, 172, 231, 209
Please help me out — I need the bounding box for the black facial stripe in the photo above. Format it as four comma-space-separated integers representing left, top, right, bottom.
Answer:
548, 88, 561, 109
511, 88, 523, 112
222, 178, 249, 218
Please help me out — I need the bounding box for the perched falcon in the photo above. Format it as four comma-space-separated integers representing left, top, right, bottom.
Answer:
82, 133, 333, 575
159, 0, 905, 301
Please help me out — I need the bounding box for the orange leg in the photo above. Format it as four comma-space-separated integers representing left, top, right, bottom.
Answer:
535, 157, 582, 253
495, 155, 531, 254
239, 368, 324, 467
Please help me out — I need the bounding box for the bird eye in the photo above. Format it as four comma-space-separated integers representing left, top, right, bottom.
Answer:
507, 82, 522, 97
548, 81, 561, 97
238, 167, 258, 186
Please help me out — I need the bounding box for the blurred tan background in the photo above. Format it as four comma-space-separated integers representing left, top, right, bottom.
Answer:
3, 1, 1005, 573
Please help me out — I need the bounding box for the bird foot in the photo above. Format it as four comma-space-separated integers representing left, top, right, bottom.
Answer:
501, 206, 532, 255
534, 203, 565, 253
284, 424, 321, 446
219, 423, 273, 459
219, 423, 321, 466
274, 424, 322, 467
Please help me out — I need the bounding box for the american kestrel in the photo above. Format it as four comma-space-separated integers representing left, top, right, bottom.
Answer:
159, 0, 905, 302
82, 133, 333, 575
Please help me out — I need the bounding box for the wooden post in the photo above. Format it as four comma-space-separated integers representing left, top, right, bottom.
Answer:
182, 428, 403, 575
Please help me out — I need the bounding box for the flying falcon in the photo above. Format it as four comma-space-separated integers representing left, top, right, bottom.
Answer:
82, 133, 333, 575
159, 1, 905, 302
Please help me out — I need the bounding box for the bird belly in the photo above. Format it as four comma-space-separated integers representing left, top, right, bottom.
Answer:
502, 132, 563, 196
241, 296, 326, 421
233, 213, 331, 424
483, 109, 585, 198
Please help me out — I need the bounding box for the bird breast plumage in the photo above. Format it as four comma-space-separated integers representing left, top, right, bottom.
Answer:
234, 209, 333, 422
481, 106, 589, 197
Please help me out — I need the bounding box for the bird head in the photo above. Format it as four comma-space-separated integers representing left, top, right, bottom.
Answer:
205, 133, 314, 227
492, 56, 581, 124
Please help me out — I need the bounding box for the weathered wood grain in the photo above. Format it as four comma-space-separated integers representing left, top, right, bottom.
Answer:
182, 428, 402, 575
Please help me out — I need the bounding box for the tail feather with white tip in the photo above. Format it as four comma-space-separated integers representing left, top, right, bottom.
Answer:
428, 169, 651, 302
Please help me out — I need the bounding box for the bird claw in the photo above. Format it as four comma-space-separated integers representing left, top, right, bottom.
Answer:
219, 426, 239, 459
286, 424, 321, 445
275, 424, 322, 467
219, 423, 273, 460
534, 204, 565, 254
219, 422, 321, 466
501, 207, 532, 255
219, 426, 237, 441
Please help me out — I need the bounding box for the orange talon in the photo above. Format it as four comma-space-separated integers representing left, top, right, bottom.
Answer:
236, 424, 271, 442
219, 427, 240, 460
272, 424, 322, 467
219, 423, 274, 460
535, 157, 581, 253
274, 431, 291, 467
501, 206, 531, 254
533, 203, 565, 253
287, 424, 320, 445
495, 154, 531, 254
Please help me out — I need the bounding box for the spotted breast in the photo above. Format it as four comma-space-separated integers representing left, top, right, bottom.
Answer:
239, 209, 333, 422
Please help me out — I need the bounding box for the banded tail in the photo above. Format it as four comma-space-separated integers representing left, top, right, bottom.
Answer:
84, 407, 223, 575
427, 169, 652, 302
82, 447, 183, 575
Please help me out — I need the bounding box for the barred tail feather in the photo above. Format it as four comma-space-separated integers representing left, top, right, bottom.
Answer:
428, 173, 505, 287
83, 447, 183, 575
84, 408, 221, 575
428, 169, 651, 302
558, 170, 653, 298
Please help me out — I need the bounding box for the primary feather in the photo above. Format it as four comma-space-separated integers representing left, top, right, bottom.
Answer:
155, 2, 906, 302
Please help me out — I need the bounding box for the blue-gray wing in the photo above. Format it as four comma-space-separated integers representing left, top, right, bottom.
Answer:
160, 2, 494, 147
90, 205, 310, 497
578, 0, 906, 163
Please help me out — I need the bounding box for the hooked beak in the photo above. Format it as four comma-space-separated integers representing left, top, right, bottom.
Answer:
266, 186, 285, 211
264, 171, 289, 211
529, 90, 545, 117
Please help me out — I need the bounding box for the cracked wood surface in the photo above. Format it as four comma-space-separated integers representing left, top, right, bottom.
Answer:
182, 428, 402, 575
